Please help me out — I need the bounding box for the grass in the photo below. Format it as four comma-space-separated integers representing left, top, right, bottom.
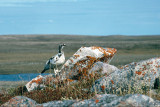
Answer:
0, 35, 160, 74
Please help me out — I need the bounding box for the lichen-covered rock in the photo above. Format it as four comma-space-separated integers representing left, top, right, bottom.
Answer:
72, 94, 160, 107
25, 75, 45, 92
89, 62, 119, 75
42, 100, 75, 107
2, 96, 37, 107
25, 46, 117, 92
60, 46, 117, 80
92, 57, 160, 93
2, 94, 160, 107
25, 74, 58, 92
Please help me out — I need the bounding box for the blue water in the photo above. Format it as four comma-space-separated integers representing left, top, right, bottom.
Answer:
0, 73, 49, 81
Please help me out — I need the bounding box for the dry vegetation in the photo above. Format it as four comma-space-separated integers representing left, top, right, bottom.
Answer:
0, 73, 159, 106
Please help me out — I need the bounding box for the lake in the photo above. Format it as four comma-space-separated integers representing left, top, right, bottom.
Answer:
0, 73, 49, 81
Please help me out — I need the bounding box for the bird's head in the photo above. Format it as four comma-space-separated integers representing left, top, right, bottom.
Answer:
59, 44, 66, 53
60, 44, 66, 48
61, 44, 66, 47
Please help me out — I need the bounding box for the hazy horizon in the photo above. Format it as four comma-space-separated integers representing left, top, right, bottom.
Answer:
0, 0, 160, 36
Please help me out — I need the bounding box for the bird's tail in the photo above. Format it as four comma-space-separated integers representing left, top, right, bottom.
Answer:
41, 69, 46, 74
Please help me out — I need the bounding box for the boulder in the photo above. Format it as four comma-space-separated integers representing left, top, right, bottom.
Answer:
2, 94, 160, 106
92, 57, 160, 94
2, 96, 37, 107
72, 94, 160, 107
60, 46, 117, 80
89, 62, 119, 76
25, 74, 59, 92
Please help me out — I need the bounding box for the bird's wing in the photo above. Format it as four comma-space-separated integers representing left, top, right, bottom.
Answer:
42, 56, 55, 74
46, 60, 49, 65
42, 59, 50, 73
46, 56, 54, 64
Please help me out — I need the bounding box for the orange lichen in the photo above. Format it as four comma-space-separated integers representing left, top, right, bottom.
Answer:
111, 80, 114, 84
70, 59, 74, 63
142, 65, 146, 67
120, 101, 126, 105
78, 68, 82, 72
101, 85, 105, 90
86, 56, 97, 69
82, 68, 88, 76
95, 99, 99, 103
91, 46, 111, 57
142, 73, 146, 77
64, 64, 68, 67
155, 65, 158, 68
75, 56, 97, 77
107, 48, 117, 55
120, 66, 124, 69
29, 77, 43, 86
86, 56, 97, 61
74, 54, 80, 59
89, 74, 94, 78
66, 79, 74, 82
149, 62, 153, 64
135, 71, 142, 75
125, 65, 128, 67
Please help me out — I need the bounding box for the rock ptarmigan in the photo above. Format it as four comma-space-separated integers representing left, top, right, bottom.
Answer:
41, 44, 66, 74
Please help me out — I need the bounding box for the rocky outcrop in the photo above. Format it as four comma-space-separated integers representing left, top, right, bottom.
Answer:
92, 57, 160, 93
60, 46, 117, 80
2, 94, 160, 107
25, 46, 117, 92
72, 94, 160, 107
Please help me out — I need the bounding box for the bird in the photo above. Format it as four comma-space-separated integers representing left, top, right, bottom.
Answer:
41, 44, 66, 74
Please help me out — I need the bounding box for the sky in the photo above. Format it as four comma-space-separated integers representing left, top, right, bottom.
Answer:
0, 0, 160, 36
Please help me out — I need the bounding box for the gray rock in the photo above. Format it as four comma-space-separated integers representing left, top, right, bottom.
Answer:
92, 57, 160, 94
2, 96, 37, 107
72, 94, 160, 107
60, 46, 117, 80
25, 74, 56, 92
2, 94, 160, 107
42, 100, 75, 107
89, 62, 119, 75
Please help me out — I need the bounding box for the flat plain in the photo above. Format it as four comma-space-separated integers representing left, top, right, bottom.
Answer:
0, 35, 160, 74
